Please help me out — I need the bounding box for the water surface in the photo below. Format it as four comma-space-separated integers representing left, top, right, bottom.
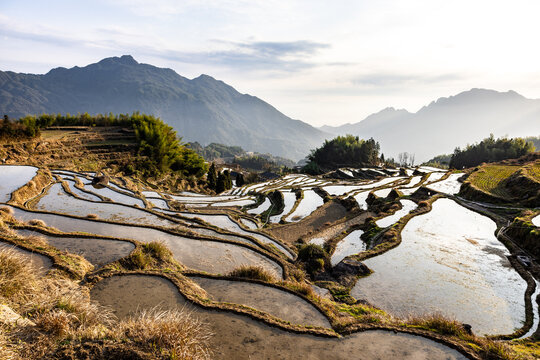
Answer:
0, 165, 38, 202
352, 198, 527, 335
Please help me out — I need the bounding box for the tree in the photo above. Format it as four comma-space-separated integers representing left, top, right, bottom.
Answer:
223, 170, 232, 190
307, 135, 380, 170
236, 172, 245, 187
449, 134, 535, 169
216, 172, 226, 193
207, 163, 217, 190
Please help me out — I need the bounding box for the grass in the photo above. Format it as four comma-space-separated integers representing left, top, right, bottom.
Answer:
117, 307, 213, 360
228, 265, 276, 282
0, 247, 212, 359
467, 165, 521, 198
120, 241, 174, 270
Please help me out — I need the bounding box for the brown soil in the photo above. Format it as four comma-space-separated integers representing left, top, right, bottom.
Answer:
267, 200, 349, 244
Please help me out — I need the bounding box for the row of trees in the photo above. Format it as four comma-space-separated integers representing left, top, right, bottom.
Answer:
306, 135, 380, 172
206, 163, 233, 193
449, 134, 536, 169
3, 113, 208, 178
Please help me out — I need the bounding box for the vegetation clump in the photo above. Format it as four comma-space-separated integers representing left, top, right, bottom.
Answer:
228, 265, 276, 282
449, 134, 535, 169
297, 244, 329, 276
304, 135, 381, 172
7, 113, 208, 178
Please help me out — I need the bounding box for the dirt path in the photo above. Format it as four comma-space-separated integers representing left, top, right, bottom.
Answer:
267, 201, 348, 244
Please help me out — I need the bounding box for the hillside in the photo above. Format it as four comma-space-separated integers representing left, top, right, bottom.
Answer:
0, 55, 328, 161
322, 89, 540, 162
459, 153, 540, 207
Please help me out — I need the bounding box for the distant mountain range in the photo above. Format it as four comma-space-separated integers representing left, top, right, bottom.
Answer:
321, 89, 540, 162
1, 55, 539, 163
0, 55, 328, 161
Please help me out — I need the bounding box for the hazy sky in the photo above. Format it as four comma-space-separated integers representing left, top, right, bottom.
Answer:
2, 0, 540, 127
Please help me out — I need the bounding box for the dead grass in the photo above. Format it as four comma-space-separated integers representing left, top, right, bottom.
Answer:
0, 248, 38, 299
229, 265, 276, 282
0, 248, 212, 359
117, 307, 213, 360
28, 219, 46, 227
406, 313, 521, 360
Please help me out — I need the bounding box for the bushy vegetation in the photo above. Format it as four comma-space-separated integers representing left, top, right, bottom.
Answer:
449, 134, 535, 169
187, 142, 296, 169
4, 113, 208, 177
305, 135, 380, 171
423, 154, 452, 169
228, 265, 276, 282
297, 244, 329, 276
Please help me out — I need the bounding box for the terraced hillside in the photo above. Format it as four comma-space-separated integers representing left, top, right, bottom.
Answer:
0, 126, 138, 170
1, 160, 539, 359
460, 154, 540, 206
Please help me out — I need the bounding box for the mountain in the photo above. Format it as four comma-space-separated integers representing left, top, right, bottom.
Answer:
321, 88, 540, 162
0, 55, 328, 161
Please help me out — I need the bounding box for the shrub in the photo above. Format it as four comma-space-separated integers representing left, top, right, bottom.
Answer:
142, 241, 172, 262
117, 307, 212, 359
228, 265, 276, 282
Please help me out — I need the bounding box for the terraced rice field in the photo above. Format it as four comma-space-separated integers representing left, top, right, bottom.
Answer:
467, 165, 521, 198
0, 163, 536, 359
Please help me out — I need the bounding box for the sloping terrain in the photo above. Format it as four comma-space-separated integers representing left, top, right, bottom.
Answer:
321, 89, 540, 162
0, 55, 328, 160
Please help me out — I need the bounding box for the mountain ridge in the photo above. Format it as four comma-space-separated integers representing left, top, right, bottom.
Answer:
0, 55, 329, 161
321, 88, 540, 162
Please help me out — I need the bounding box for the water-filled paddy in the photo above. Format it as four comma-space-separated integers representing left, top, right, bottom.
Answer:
35, 183, 176, 227
426, 173, 463, 195
147, 197, 169, 209
285, 190, 324, 222
351, 198, 527, 335
179, 212, 293, 259
16, 229, 134, 267
190, 276, 331, 327
331, 230, 365, 266
375, 200, 417, 228
91, 275, 467, 360
240, 218, 258, 230
81, 183, 144, 207
10, 207, 283, 277
247, 197, 271, 215
0, 241, 52, 275
64, 180, 101, 201
0, 165, 38, 202
269, 191, 296, 223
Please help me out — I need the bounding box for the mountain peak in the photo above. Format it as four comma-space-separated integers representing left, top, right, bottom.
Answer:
98, 55, 139, 66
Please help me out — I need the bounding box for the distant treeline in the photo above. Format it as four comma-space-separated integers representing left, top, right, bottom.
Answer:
187, 141, 296, 170
2, 113, 207, 177
305, 135, 380, 173
449, 134, 536, 169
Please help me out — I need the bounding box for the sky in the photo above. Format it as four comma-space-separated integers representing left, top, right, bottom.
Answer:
1, 0, 540, 127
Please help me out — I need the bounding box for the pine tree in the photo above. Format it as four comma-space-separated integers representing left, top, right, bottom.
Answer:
207, 163, 217, 190
236, 172, 245, 186
216, 172, 226, 193
223, 170, 232, 190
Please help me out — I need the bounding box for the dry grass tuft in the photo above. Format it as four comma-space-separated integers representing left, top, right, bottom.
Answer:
229, 265, 276, 282
407, 313, 465, 336
28, 219, 46, 227
117, 307, 212, 360
285, 281, 316, 298
142, 241, 172, 261
0, 206, 14, 216
0, 248, 38, 299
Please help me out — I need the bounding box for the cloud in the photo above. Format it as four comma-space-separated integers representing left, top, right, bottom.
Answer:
154, 40, 329, 71
352, 72, 463, 88
1, 21, 329, 72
